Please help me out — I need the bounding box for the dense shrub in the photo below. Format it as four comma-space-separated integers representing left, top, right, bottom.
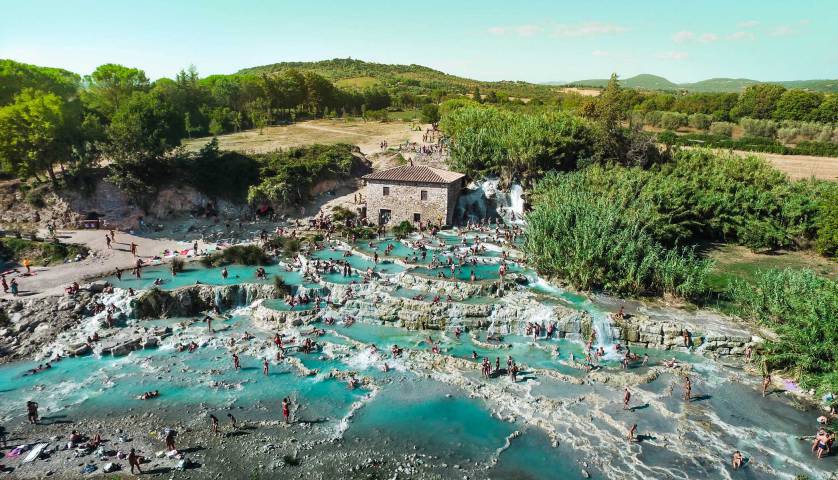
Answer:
0, 238, 88, 265
658, 111, 688, 130
815, 184, 838, 257
739, 117, 778, 139
391, 220, 415, 239
440, 105, 595, 181
246, 143, 360, 206
200, 245, 272, 267
688, 113, 713, 130
525, 172, 711, 297
544, 150, 827, 252
730, 269, 838, 394
709, 121, 735, 137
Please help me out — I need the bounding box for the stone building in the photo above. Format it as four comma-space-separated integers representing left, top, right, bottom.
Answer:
362, 165, 465, 227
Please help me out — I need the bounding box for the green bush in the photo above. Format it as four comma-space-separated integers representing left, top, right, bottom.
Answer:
170, 257, 185, 273
247, 144, 359, 206
420, 103, 440, 123
815, 183, 838, 257
0, 238, 88, 265
440, 105, 594, 181
730, 269, 838, 395
200, 245, 271, 267
392, 220, 415, 239
525, 171, 711, 297
688, 113, 713, 130
709, 121, 734, 137
739, 117, 778, 139
659, 111, 688, 130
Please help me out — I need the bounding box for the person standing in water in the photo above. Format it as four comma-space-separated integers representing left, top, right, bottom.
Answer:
628, 424, 637, 443
26, 401, 39, 424
222, 267, 229, 279
263, 358, 269, 376
683, 375, 692, 401
232, 352, 240, 371
227, 413, 237, 430
210, 414, 219, 434
762, 374, 771, 397
623, 388, 632, 410
732, 450, 743, 470
282, 398, 291, 424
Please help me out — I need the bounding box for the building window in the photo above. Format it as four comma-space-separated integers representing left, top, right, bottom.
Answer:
413, 213, 421, 223
420, 190, 428, 200
383, 186, 390, 196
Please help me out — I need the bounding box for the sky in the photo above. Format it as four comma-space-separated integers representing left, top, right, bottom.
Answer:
1, 0, 836, 83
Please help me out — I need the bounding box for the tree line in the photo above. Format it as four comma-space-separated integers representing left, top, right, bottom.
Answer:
0, 59, 397, 183
558, 82, 837, 123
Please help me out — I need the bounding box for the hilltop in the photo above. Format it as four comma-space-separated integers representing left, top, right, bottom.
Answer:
567, 74, 838, 93
238, 58, 557, 100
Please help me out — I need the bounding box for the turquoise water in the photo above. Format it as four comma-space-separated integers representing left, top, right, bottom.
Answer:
103, 263, 313, 291
310, 248, 406, 275
413, 261, 521, 281
3, 232, 835, 479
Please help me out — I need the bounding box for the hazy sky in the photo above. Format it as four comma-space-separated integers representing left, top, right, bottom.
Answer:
1, 0, 835, 83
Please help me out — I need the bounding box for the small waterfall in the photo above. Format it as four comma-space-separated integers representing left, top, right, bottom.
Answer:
454, 178, 526, 225
591, 313, 616, 356
455, 178, 499, 223
508, 184, 525, 224
214, 288, 223, 309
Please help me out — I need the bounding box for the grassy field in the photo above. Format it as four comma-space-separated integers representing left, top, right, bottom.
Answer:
334, 76, 381, 89
183, 118, 425, 156
706, 243, 838, 292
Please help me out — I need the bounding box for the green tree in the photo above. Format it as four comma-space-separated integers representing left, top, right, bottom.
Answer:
420, 103, 440, 123
246, 98, 270, 133
813, 94, 838, 123
773, 90, 823, 121
0, 59, 80, 105
0, 89, 82, 182
83, 63, 149, 119
731, 84, 786, 120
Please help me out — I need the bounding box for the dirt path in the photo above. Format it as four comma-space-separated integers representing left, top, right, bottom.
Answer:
2, 230, 211, 298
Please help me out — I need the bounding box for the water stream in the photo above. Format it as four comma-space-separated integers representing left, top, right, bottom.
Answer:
1, 194, 834, 478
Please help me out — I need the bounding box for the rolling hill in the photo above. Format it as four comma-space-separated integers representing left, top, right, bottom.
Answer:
238, 58, 558, 100
241, 58, 838, 95
567, 74, 838, 93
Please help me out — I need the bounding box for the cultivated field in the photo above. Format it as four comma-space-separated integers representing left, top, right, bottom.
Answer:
738, 150, 838, 181
183, 119, 426, 156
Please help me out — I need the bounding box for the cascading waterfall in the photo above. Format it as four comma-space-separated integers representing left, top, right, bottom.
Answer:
507, 184, 525, 224
454, 177, 526, 226
590, 312, 617, 357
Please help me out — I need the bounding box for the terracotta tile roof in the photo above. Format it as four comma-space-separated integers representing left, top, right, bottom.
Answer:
362, 165, 465, 184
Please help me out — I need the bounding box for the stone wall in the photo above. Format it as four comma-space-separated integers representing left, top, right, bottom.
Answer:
365, 179, 461, 226
613, 315, 759, 355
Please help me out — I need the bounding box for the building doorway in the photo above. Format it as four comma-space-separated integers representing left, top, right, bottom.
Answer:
413, 213, 421, 223
378, 209, 392, 225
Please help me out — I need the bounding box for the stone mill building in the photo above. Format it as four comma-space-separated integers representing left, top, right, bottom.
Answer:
363, 165, 465, 227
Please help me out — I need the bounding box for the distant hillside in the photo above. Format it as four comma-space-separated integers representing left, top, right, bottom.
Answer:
239, 58, 558, 100
567, 74, 838, 93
